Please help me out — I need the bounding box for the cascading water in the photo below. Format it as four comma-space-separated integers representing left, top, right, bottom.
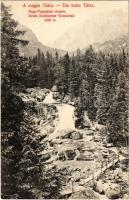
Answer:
43, 92, 56, 104
43, 92, 75, 139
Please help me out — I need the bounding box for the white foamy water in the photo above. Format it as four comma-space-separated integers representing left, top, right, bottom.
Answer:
56, 104, 75, 131
43, 92, 56, 104
48, 103, 75, 139
43, 92, 75, 139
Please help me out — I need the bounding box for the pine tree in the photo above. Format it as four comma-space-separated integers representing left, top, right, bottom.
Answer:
46, 51, 54, 88
55, 51, 59, 62
95, 55, 109, 124
107, 72, 128, 145
76, 48, 81, 60
107, 50, 129, 146
68, 55, 79, 99
1, 3, 28, 94
62, 52, 70, 94
79, 46, 97, 121
40, 52, 48, 88
1, 3, 28, 198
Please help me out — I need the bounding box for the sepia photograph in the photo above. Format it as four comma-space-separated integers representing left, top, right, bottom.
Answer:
1, 0, 129, 199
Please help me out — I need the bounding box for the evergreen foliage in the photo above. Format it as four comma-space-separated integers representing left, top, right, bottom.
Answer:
1, 3, 64, 198
1, 2, 129, 198
28, 44, 128, 146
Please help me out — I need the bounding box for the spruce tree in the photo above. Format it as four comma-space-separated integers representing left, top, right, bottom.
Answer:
107, 72, 128, 145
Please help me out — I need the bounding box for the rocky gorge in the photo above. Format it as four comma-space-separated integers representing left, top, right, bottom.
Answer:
18, 87, 129, 199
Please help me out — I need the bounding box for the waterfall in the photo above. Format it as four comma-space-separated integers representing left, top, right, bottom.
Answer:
43, 92, 56, 104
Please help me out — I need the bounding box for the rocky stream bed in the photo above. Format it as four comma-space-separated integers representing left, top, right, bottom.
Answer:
19, 88, 129, 199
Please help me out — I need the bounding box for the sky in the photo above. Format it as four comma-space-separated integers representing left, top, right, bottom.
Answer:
3, 1, 129, 48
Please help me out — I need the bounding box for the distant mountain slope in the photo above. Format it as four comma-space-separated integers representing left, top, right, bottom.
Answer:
18, 24, 66, 57
18, 24, 128, 58
52, 10, 128, 51
72, 34, 129, 56
93, 34, 129, 53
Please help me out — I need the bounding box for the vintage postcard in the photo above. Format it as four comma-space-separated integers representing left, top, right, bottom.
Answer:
1, 0, 129, 199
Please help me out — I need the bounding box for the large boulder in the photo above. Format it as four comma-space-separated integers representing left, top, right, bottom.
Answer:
59, 129, 83, 140
95, 180, 106, 194
68, 187, 85, 199
120, 158, 129, 171
104, 143, 114, 148
70, 131, 83, 140
58, 152, 66, 161
65, 149, 76, 160
60, 132, 71, 139
105, 183, 121, 199
58, 129, 73, 139
58, 149, 76, 160
76, 152, 93, 161
75, 118, 84, 129
69, 187, 99, 199
76, 153, 86, 161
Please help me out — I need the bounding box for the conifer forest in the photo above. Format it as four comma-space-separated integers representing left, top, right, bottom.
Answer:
1, 3, 129, 199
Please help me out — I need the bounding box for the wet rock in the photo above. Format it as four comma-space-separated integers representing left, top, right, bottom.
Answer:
58, 149, 76, 160
120, 158, 129, 171
105, 183, 121, 199
60, 130, 83, 140
76, 154, 85, 161
60, 129, 74, 139
95, 180, 105, 194
76, 152, 93, 161
58, 152, 66, 161
104, 142, 114, 148
75, 118, 84, 129
69, 187, 99, 199
69, 101, 74, 106
70, 131, 83, 140
65, 150, 76, 160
